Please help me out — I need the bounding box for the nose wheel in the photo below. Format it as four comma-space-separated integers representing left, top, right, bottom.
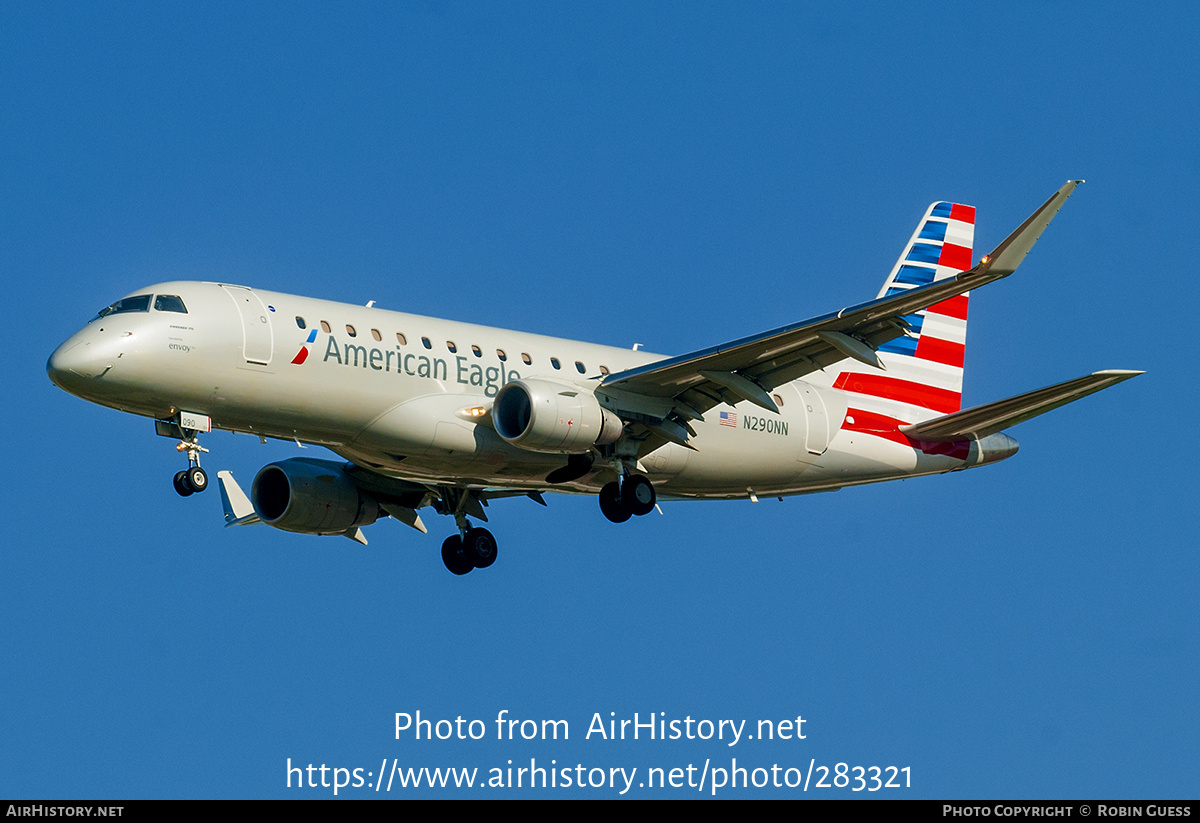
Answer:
174, 465, 209, 496
172, 429, 209, 496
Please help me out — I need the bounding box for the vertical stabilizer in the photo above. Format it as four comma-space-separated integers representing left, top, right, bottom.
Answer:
833, 201, 975, 420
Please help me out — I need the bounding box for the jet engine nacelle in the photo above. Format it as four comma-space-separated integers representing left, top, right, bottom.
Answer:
250, 458, 380, 535
493, 378, 624, 453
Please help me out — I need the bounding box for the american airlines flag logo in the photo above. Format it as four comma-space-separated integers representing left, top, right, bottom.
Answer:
719, 411, 737, 427
291, 329, 318, 365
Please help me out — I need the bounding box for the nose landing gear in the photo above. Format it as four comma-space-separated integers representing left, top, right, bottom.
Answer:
172, 430, 209, 497
173, 467, 208, 496
155, 416, 212, 498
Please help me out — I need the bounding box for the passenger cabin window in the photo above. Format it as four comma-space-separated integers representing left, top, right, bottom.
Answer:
421, 337, 432, 349
471, 345, 482, 358
496, 349, 507, 361
295, 316, 306, 329
551, 357, 561, 370
321, 321, 331, 333
95, 294, 151, 320
396, 332, 407, 346
371, 329, 382, 341
154, 295, 187, 314
346, 325, 357, 337
575, 361, 586, 374
773, 393, 785, 407
446, 341, 457, 353
522, 353, 532, 365
599, 365, 610, 376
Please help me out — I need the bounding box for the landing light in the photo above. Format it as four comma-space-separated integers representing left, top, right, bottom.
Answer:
457, 405, 491, 422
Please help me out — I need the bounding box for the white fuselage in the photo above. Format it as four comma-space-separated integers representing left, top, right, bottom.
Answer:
48, 281, 987, 500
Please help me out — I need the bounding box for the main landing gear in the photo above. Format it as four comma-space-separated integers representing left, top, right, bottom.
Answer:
172, 429, 209, 497
439, 488, 498, 575
441, 527, 498, 576
598, 473, 656, 523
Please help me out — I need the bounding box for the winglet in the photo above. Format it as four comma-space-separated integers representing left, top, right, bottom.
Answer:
217, 470, 261, 526
974, 180, 1084, 279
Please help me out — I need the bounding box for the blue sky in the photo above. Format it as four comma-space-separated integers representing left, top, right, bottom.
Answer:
2, 2, 1195, 798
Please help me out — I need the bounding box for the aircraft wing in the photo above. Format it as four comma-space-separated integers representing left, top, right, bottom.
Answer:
599, 181, 1083, 431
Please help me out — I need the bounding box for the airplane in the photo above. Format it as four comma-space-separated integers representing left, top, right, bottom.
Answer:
47, 181, 1141, 575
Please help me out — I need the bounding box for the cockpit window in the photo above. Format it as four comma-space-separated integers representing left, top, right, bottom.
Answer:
154, 295, 188, 313
95, 294, 151, 320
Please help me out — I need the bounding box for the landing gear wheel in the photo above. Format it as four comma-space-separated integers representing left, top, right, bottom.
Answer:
186, 466, 208, 493
441, 535, 474, 576
622, 474, 656, 516
599, 481, 631, 523
173, 470, 195, 497
463, 527, 498, 569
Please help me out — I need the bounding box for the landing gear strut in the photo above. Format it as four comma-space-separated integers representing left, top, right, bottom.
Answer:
439, 489, 499, 575
599, 473, 656, 522
172, 429, 209, 496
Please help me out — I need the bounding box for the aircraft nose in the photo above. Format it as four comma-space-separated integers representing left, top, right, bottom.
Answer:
47, 337, 110, 388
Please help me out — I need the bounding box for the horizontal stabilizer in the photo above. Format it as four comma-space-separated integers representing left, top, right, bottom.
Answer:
900, 369, 1143, 442
218, 470, 261, 526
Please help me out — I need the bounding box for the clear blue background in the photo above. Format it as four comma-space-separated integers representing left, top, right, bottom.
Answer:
2, 2, 1194, 798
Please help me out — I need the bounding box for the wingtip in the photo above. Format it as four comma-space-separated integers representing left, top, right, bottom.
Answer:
217, 469, 257, 524
979, 181, 1086, 277
1060, 179, 1085, 197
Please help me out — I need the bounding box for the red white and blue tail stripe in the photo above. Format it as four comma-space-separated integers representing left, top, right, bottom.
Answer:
835, 201, 975, 421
